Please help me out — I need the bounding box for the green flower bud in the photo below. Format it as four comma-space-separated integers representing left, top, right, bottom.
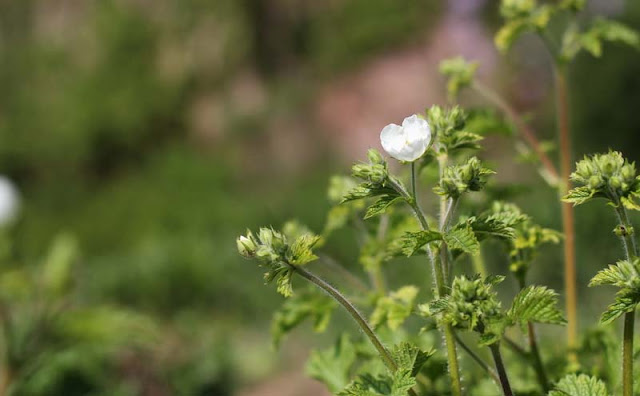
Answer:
367, 149, 384, 165
236, 234, 257, 257
589, 175, 603, 189
621, 164, 636, 181
609, 176, 622, 189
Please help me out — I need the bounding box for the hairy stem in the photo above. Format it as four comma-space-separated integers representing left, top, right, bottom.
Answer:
527, 322, 550, 393
614, 205, 637, 396
553, 63, 578, 360
489, 343, 514, 396
517, 278, 550, 392
454, 334, 500, 384
388, 175, 462, 396
287, 263, 419, 396
623, 310, 634, 396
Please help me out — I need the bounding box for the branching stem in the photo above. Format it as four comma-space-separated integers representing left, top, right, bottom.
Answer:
286, 263, 419, 396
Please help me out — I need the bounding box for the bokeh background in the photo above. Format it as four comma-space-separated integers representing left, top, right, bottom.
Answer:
1, 0, 639, 395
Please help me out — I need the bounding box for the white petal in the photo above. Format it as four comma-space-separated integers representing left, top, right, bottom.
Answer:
380, 123, 404, 157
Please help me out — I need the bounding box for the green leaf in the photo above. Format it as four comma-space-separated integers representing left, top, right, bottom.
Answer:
364, 196, 404, 219
562, 186, 594, 206
589, 260, 639, 288
390, 342, 433, 377
600, 288, 640, 324
342, 184, 398, 204
549, 374, 609, 396
495, 19, 528, 52
621, 195, 640, 211
271, 288, 336, 347
396, 230, 442, 257
339, 371, 415, 396
370, 286, 419, 330
581, 18, 640, 58
444, 222, 480, 255
507, 285, 566, 326
41, 233, 78, 298
286, 234, 321, 265
306, 334, 357, 393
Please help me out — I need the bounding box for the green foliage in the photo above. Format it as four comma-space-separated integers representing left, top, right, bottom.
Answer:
371, 286, 419, 330
507, 286, 566, 327
549, 374, 609, 396
307, 335, 358, 393
271, 288, 336, 347
444, 222, 480, 255
439, 57, 478, 100
339, 342, 431, 396
562, 18, 640, 61
589, 259, 640, 324
392, 230, 442, 257
496, 0, 556, 52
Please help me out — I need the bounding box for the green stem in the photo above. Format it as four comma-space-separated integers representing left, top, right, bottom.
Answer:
454, 334, 500, 384
623, 310, 634, 396
387, 175, 462, 396
489, 343, 514, 396
288, 263, 419, 396
472, 247, 487, 277
517, 278, 550, 392
614, 205, 637, 396
553, 62, 578, 361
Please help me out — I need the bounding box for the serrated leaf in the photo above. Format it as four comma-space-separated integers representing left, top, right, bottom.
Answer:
469, 215, 516, 241
600, 289, 640, 324
370, 286, 419, 330
621, 195, 640, 211
365, 196, 404, 219
286, 234, 321, 265
562, 186, 594, 206
390, 342, 434, 377
444, 222, 480, 255
339, 371, 415, 396
307, 334, 357, 393
396, 230, 442, 257
549, 374, 609, 396
272, 288, 336, 347
507, 286, 566, 326
589, 260, 639, 288
342, 184, 399, 204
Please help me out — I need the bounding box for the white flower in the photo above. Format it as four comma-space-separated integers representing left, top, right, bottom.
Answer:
380, 115, 432, 162
0, 176, 19, 226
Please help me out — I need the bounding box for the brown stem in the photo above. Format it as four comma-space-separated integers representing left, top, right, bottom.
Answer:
471, 81, 559, 184
553, 65, 577, 361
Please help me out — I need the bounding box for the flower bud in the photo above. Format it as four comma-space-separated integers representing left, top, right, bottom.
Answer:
258, 228, 274, 246
367, 149, 384, 165
236, 235, 257, 257
369, 164, 387, 184
621, 164, 636, 181
588, 175, 603, 189
609, 176, 622, 189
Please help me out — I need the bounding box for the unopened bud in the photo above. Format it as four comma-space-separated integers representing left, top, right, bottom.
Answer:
367, 149, 384, 165
588, 175, 603, 189
609, 176, 622, 189
237, 235, 257, 257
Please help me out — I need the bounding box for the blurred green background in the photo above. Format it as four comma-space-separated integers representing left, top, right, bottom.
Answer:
0, 0, 639, 395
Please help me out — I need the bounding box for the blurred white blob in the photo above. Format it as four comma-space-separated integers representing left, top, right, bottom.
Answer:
0, 176, 20, 226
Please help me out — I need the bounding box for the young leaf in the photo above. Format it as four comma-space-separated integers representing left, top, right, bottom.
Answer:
549, 374, 609, 396
507, 286, 565, 326
390, 342, 433, 377
306, 334, 358, 393
370, 286, 419, 330
271, 288, 336, 347
396, 230, 443, 257
339, 371, 415, 396
444, 222, 480, 255
589, 259, 639, 288
364, 196, 404, 219
600, 289, 640, 325
286, 234, 321, 265
563, 186, 595, 206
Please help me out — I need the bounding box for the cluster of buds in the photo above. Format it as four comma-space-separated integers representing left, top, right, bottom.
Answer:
447, 275, 503, 333
427, 106, 466, 140
351, 149, 389, 185
434, 157, 494, 198
570, 151, 640, 202
237, 228, 286, 263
